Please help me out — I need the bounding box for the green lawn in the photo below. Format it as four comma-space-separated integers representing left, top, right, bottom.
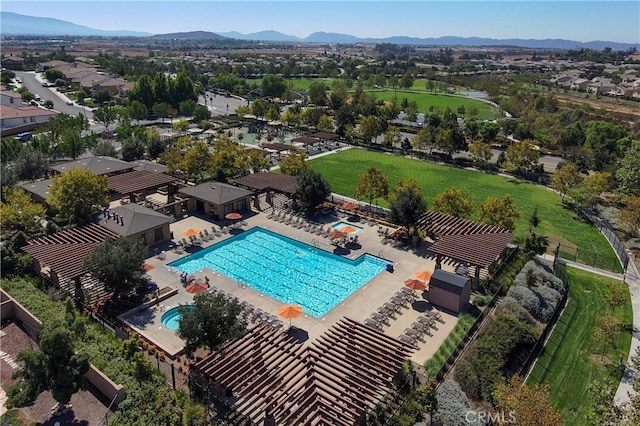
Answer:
526, 267, 632, 425
365, 90, 499, 120
309, 148, 621, 271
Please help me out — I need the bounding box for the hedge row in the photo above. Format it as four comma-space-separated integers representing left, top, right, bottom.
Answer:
455, 313, 539, 401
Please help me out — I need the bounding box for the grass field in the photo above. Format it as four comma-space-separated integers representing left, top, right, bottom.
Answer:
364, 90, 499, 120
526, 267, 632, 425
309, 148, 621, 271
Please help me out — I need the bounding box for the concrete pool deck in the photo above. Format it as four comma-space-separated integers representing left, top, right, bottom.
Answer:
122, 207, 459, 364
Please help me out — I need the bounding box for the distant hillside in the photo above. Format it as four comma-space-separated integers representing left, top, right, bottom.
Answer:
218, 30, 639, 50
0, 11, 151, 37
217, 30, 300, 42
150, 31, 228, 40
2, 12, 638, 50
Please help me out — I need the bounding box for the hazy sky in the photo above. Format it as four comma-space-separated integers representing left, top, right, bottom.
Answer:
2, 1, 639, 43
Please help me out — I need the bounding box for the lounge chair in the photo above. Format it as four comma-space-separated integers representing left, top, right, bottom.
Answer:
398, 334, 417, 346
181, 238, 191, 247
365, 318, 382, 330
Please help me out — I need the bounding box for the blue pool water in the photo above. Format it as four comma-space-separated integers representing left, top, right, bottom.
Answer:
161, 305, 194, 330
169, 228, 388, 317
332, 221, 364, 234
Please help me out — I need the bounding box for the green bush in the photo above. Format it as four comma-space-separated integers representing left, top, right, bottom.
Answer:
472, 295, 492, 306
469, 314, 539, 401
424, 313, 476, 376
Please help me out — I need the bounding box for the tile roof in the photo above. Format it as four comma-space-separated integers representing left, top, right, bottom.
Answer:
178, 181, 253, 205
97, 204, 171, 237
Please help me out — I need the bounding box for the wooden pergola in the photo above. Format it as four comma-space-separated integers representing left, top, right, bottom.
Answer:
192, 317, 414, 425
415, 211, 514, 284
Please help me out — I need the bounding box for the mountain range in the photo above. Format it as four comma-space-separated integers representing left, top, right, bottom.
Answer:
2, 12, 638, 50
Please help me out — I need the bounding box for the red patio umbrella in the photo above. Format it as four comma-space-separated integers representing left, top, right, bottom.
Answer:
339, 225, 357, 234
328, 229, 347, 240
186, 281, 209, 294
225, 212, 243, 220
341, 201, 357, 211
404, 278, 427, 291
182, 228, 201, 237
141, 263, 155, 272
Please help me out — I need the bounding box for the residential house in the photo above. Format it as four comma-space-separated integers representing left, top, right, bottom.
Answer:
1, 56, 25, 70
0, 89, 22, 106
0, 104, 58, 135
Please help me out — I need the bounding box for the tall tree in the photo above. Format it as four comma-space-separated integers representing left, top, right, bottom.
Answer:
432, 186, 474, 218
388, 178, 427, 228
584, 121, 629, 171
93, 104, 119, 132
551, 163, 583, 201
479, 121, 501, 142
261, 74, 287, 98
7, 318, 89, 413
492, 375, 563, 426
294, 169, 332, 211
468, 139, 493, 165
127, 100, 148, 124
504, 139, 540, 173
355, 165, 389, 208
83, 236, 146, 300
308, 81, 328, 106
412, 127, 437, 153
616, 143, 640, 197
477, 194, 521, 231
152, 102, 171, 123
0, 187, 46, 235
383, 125, 402, 148
48, 169, 108, 224
619, 196, 640, 237
316, 114, 335, 133
279, 146, 308, 176
359, 115, 380, 144
178, 292, 248, 358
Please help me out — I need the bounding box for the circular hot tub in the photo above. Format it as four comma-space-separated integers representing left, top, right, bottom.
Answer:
161, 305, 194, 330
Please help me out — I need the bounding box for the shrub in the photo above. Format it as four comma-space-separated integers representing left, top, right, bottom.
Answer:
496, 297, 537, 326
454, 358, 480, 400
471, 314, 539, 400
507, 285, 541, 315
513, 260, 565, 294
436, 380, 485, 426
472, 295, 492, 306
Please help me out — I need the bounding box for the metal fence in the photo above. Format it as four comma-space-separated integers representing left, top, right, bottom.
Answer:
583, 208, 630, 272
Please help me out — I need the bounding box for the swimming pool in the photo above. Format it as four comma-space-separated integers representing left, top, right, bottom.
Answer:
169, 227, 388, 317
161, 305, 194, 330
332, 221, 364, 235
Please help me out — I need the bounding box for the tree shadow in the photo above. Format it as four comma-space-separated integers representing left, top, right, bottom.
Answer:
285, 327, 309, 343
333, 246, 351, 256
41, 408, 89, 426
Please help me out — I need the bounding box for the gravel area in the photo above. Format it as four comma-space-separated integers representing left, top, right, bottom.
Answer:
1, 321, 113, 425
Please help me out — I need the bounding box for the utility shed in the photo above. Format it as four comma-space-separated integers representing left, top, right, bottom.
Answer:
428, 269, 471, 313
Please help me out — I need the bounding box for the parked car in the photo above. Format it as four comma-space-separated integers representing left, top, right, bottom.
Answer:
66, 100, 73, 105
14, 132, 32, 142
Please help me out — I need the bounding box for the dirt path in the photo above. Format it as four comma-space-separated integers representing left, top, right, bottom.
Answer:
555, 94, 640, 122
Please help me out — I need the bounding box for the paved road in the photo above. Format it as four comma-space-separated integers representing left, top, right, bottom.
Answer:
16, 71, 92, 118
199, 91, 246, 116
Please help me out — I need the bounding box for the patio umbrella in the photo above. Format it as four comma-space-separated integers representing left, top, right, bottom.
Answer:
141, 263, 155, 272
415, 270, 433, 283
341, 201, 357, 211
340, 225, 357, 234
182, 228, 200, 237
186, 281, 209, 294
225, 212, 242, 220
404, 278, 427, 291
328, 229, 347, 240
278, 304, 303, 328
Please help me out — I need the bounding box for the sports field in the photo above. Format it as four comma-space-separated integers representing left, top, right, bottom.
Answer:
310, 148, 620, 271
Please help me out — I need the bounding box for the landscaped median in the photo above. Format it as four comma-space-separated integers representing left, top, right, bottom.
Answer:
526, 266, 632, 425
